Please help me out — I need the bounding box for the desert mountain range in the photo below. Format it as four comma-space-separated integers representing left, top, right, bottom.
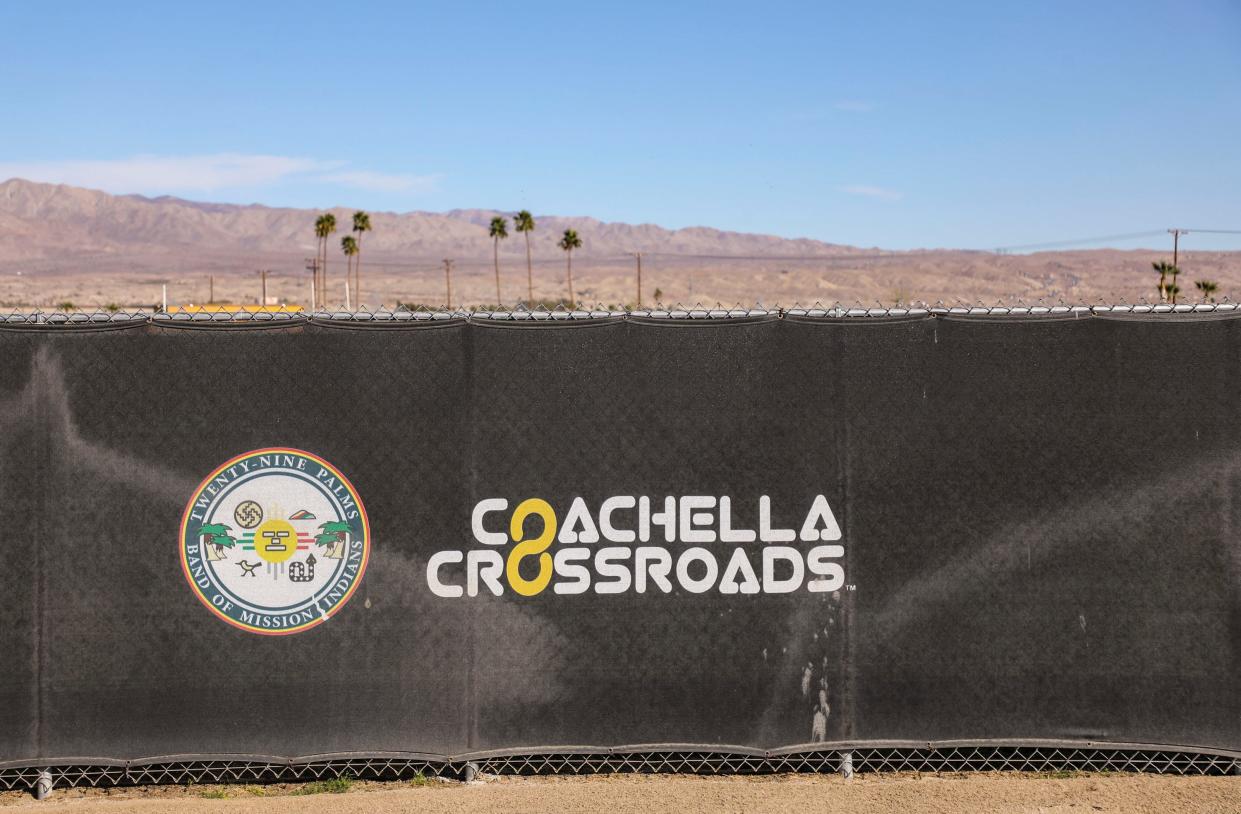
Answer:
0, 178, 1236, 308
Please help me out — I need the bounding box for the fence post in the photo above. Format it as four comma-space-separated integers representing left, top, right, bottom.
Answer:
839, 750, 853, 779
34, 769, 53, 800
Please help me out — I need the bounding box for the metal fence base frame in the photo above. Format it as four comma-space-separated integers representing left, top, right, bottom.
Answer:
5, 744, 1240, 793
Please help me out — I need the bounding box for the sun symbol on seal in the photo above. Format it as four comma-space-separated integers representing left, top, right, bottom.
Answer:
234, 500, 264, 529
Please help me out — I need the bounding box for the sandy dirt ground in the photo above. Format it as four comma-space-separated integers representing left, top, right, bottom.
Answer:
2, 774, 1239, 814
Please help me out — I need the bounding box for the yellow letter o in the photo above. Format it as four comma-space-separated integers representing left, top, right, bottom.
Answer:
506, 498, 556, 597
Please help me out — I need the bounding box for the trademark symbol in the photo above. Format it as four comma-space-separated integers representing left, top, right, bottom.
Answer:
845, 584, 857, 592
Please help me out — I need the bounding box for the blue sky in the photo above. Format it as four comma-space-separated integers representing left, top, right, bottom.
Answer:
1, 0, 1239, 250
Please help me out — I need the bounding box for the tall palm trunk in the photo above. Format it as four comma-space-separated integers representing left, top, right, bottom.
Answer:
525, 232, 533, 303
322, 239, 329, 308
567, 251, 574, 305
317, 236, 325, 308
344, 254, 354, 308
346, 252, 353, 309
354, 235, 362, 305
494, 238, 502, 304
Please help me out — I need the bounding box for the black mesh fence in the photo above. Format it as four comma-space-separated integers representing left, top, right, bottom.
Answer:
1, 304, 1239, 792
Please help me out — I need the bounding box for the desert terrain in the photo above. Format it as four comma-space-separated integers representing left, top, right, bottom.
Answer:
1, 178, 1238, 310
3, 773, 1239, 813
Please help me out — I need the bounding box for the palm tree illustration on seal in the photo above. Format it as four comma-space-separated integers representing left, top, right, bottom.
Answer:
315, 520, 351, 559
199, 523, 238, 561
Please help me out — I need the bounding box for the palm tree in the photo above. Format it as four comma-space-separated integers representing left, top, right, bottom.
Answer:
558, 228, 582, 305
513, 210, 536, 303
313, 215, 326, 305
314, 214, 337, 308
1169, 263, 1182, 304
341, 235, 359, 308
1153, 261, 1176, 302
199, 523, 238, 562
489, 216, 509, 305
1195, 279, 1219, 303
351, 211, 372, 304
315, 520, 351, 559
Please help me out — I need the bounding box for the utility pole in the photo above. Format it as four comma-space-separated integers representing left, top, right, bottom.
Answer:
1168, 229, 1189, 269
208, 275, 214, 304
631, 251, 643, 308
258, 269, 269, 306
443, 259, 455, 309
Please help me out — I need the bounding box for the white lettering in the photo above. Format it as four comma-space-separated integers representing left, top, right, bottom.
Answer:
762, 546, 805, 593
718, 496, 757, 543
807, 544, 846, 592
676, 547, 718, 594
799, 495, 842, 542
634, 546, 673, 593
759, 495, 797, 542
719, 547, 761, 594
679, 496, 717, 543
598, 496, 637, 543
468, 549, 505, 596
558, 497, 601, 544
553, 547, 591, 594
471, 498, 509, 545
593, 547, 632, 594
427, 551, 464, 598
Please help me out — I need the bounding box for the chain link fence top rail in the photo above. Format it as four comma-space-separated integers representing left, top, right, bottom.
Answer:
1, 300, 1241, 327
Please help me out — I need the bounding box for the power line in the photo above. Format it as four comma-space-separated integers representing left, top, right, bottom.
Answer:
642, 251, 906, 261
995, 231, 1168, 253
997, 228, 1241, 254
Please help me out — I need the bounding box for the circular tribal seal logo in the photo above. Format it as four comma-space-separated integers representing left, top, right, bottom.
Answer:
180, 448, 370, 635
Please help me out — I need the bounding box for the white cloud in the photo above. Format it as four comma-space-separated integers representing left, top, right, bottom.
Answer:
0, 154, 332, 192
840, 184, 904, 202
321, 170, 440, 193
0, 153, 435, 196
834, 100, 875, 112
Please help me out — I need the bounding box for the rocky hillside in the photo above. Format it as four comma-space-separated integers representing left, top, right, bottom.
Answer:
0, 178, 1236, 308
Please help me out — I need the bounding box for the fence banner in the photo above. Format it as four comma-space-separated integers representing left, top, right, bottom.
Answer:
0, 315, 1237, 761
